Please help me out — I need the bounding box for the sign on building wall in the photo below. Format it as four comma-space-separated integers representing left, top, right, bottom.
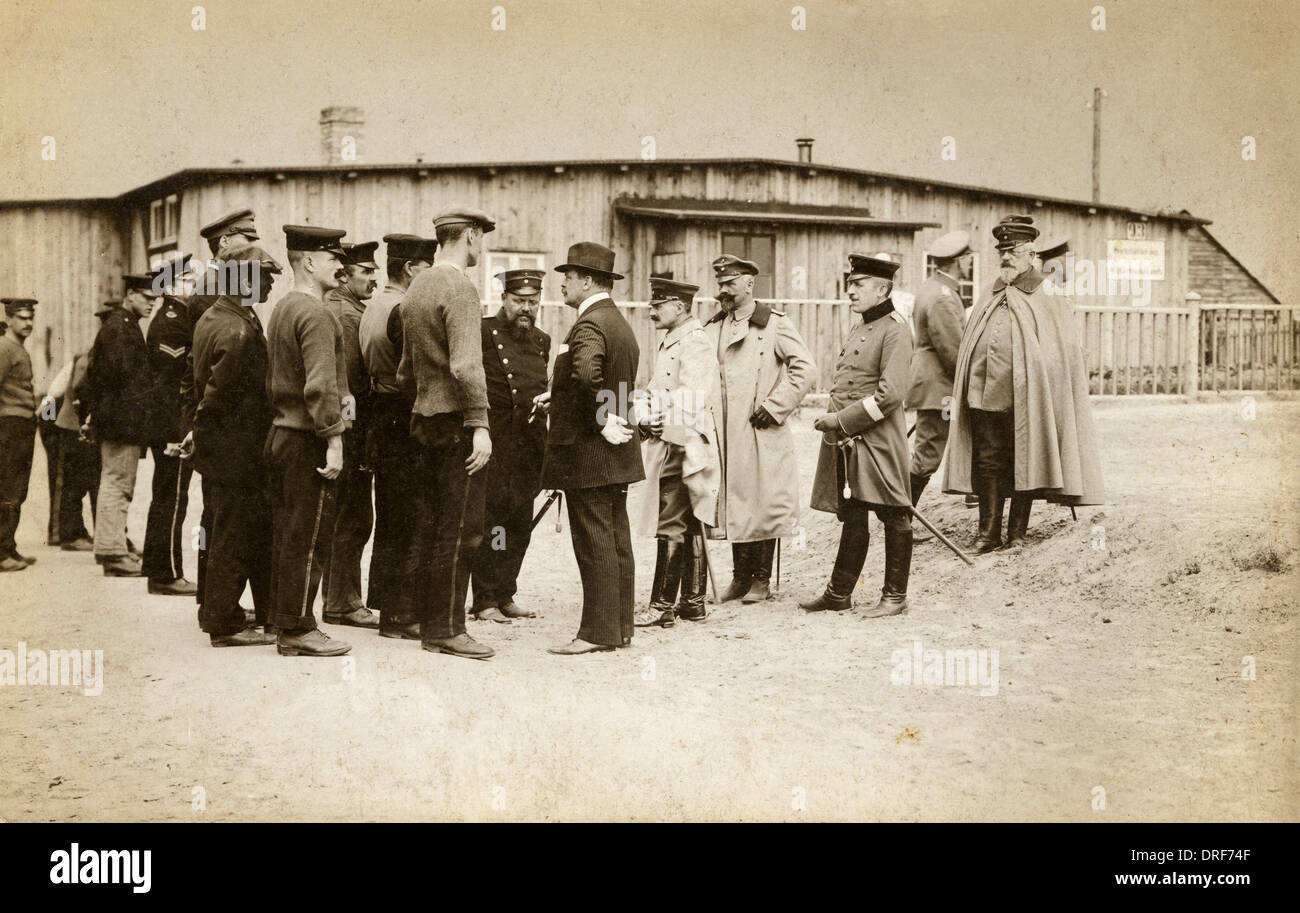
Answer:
1107, 238, 1165, 281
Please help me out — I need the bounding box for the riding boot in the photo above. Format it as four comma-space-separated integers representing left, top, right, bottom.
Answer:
720, 541, 751, 602
1004, 493, 1033, 546
742, 539, 775, 603
909, 472, 934, 543
636, 538, 682, 627
864, 511, 912, 617
974, 474, 1005, 553
801, 510, 868, 612
675, 532, 708, 621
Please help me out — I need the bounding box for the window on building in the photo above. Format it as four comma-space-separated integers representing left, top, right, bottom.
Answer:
651, 251, 686, 281
721, 231, 775, 299
924, 252, 981, 309
147, 194, 180, 251
483, 251, 547, 301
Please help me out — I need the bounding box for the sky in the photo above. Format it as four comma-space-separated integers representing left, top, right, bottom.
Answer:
2, 0, 1296, 298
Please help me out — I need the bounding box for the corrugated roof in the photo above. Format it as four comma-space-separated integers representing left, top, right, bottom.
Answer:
613, 197, 941, 229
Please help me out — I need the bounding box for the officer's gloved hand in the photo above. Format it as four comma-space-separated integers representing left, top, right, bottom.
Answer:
749, 406, 777, 429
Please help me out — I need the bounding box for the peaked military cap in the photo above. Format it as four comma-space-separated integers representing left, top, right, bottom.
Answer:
555, 241, 623, 280
432, 206, 496, 233
218, 241, 283, 274
649, 276, 699, 305
712, 255, 759, 281
497, 269, 545, 294
930, 230, 972, 260
1036, 238, 1071, 262
342, 241, 380, 269
123, 273, 160, 297
1, 297, 37, 316
200, 208, 258, 242
846, 252, 901, 282
384, 233, 437, 262
992, 214, 1039, 250
283, 225, 346, 256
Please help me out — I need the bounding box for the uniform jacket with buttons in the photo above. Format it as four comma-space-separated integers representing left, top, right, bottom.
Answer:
481, 307, 550, 511
191, 295, 273, 483
907, 271, 965, 411
702, 299, 816, 541
145, 295, 193, 444
811, 301, 913, 510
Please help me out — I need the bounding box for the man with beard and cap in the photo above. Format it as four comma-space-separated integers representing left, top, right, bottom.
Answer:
906, 230, 973, 543
265, 225, 353, 657
468, 268, 550, 624
632, 275, 719, 628
702, 254, 816, 604
359, 232, 436, 639
0, 298, 40, 572
944, 217, 1103, 550
397, 206, 496, 660
538, 242, 644, 655
802, 254, 914, 616
191, 243, 281, 647
318, 241, 381, 629
85, 274, 159, 577
140, 255, 198, 596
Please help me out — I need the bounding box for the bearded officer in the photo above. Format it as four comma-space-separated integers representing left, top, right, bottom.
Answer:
944, 217, 1103, 550
468, 269, 550, 623
803, 254, 914, 617
632, 276, 719, 628
702, 255, 815, 604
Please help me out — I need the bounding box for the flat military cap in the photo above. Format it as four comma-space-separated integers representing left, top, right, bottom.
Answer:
1036, 239, 1070, 262
649, 276, 699, 305
1, 297, 37, 316
217, 241, 283, 273
384, 233, 437, 262
555, 241, 623, 280
200, 208, 258, 242
712, 255, 760, 281
123, 273, 160, 296
342, 241, 380, 269
992, 214, 1040, 250
432, 205, 496, 233
283, 225, 347, 256
930, 230, 972, 260
497, 269, 545, 294
846, 252, 901, 282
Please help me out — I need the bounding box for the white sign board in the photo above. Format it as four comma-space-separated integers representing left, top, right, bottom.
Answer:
1107, 239, 1165, 281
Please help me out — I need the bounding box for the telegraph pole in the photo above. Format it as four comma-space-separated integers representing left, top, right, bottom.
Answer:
1092, 86, 1102, 203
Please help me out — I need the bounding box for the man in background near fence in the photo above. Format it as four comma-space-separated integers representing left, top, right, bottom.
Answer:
468, 268, 549, 624
907, 230, 972, 544
359, 233, 435, 640
319, 241, 381, 629
943, 216, 1104, 551
0, 298, 39, 572
703, 254, 816, 604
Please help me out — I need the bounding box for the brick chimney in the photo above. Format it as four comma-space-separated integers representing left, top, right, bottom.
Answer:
320, 106, 364, 165
795, 137, 814, 163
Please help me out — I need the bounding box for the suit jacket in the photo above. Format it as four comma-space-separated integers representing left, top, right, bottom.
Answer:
191, 296, 273, 483
540, 296, 645, 491
85, 308, 154, 445
907, 271, 965, 411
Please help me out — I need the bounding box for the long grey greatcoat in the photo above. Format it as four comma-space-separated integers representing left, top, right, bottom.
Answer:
810, 303, 913, 510
702, 300, 816, 542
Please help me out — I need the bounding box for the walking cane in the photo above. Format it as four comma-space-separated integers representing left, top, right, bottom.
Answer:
773, 538, 781, 594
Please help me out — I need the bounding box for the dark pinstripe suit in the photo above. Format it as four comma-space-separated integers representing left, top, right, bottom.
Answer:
540, 296, 645, 645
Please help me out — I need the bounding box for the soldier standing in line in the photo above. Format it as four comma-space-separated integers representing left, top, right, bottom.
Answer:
0, 298, 40, 572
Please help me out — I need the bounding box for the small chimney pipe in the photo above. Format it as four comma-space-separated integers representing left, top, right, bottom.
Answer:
795, 137, 814, 164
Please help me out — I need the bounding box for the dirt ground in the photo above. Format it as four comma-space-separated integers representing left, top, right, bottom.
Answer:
1, 399, 1296, 822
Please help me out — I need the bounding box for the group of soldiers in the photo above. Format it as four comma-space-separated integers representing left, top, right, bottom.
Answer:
0, 208, 1102, 660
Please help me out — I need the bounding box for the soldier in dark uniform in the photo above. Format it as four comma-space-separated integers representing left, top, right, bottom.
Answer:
358, 233, 435, 639
191, 243, 280, 647
142, 260, 198, 595
803, 254, 914, 617
319, 241, 380, 628
0, 298, 39, 572
469, 268, 550, 623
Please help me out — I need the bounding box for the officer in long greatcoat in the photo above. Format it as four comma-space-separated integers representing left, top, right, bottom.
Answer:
468, 269, 550, 623
803, 253, 914, 618
702, 255, 816, 604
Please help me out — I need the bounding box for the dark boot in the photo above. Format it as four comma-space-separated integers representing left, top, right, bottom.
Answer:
973, 475, 1005, 553
864, 512, 912, 618
742, 539, 775, 603
676, 533, 708, 621
719, 542, 751, 602
635, 538, 682, 627
1004, 493, 1033, 547
909, 472, 934, 543
802, 512, 869, 612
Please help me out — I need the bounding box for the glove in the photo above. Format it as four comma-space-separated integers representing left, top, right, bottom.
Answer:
749, 406, 777, 429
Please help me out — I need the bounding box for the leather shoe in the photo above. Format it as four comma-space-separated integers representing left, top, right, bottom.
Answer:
12, 552, 36, 566
277, 628, 352, 657
800, 588, 853, 612
718, 578, 750, 602
634, 607, 675, 628
547, 638, 615, 655
422, 632, 495, 660
379, 622, 421, 640
323, 606, 380, 628
102, 556, 144, 577
60, 537, 94, 551
211, 627, 277, 647
0, 556, 28, 573
148, 576, 198, 596
498, 599, 536, 618
741, 578, 770, 603
861, 594, 909, 618
472, 606, 512, 624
